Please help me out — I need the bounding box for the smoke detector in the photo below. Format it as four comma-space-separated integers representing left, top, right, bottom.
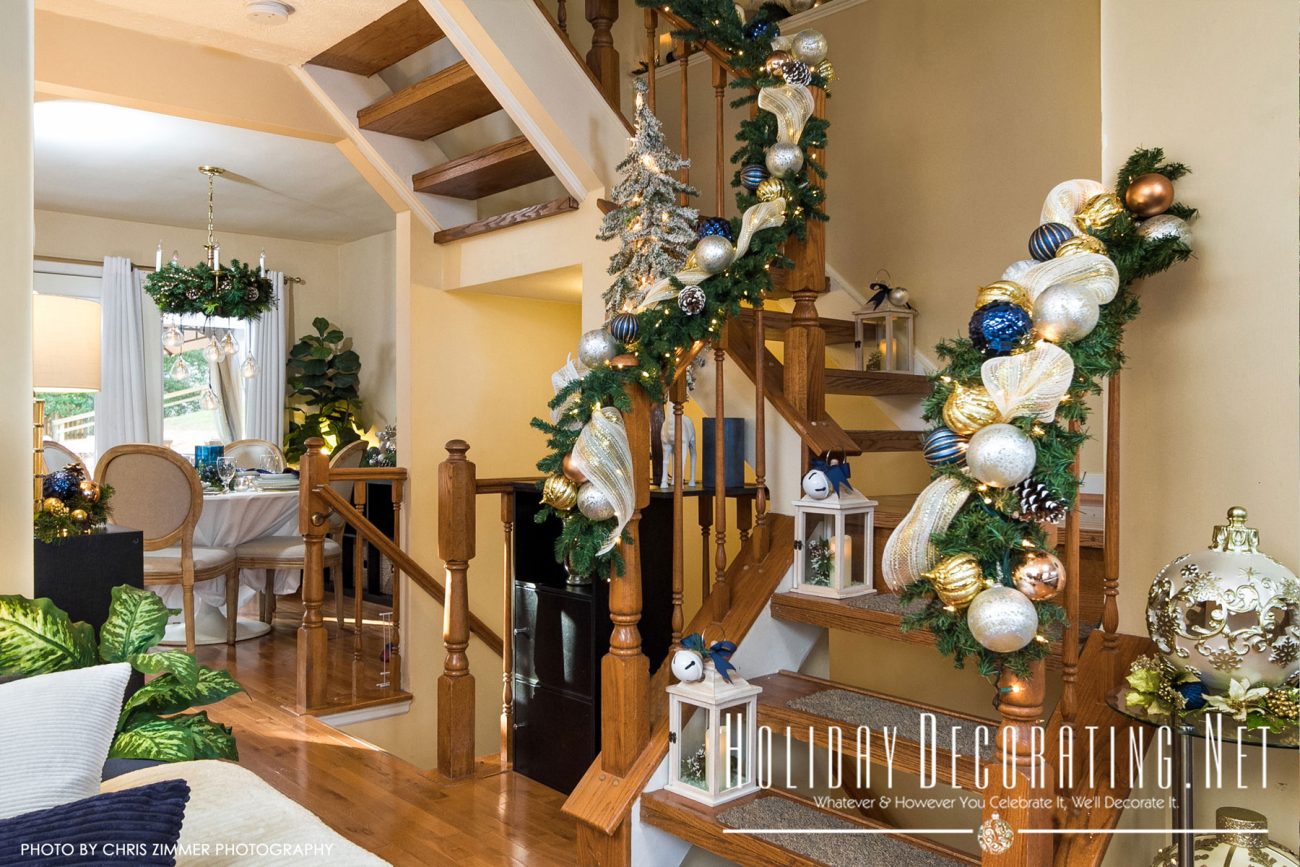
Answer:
245, 1, 293, 24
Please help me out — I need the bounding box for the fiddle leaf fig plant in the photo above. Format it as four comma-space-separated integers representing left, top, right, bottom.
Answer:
284, 316, 364, 465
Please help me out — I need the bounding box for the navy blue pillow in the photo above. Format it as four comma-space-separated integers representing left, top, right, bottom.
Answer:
0, 779, 189, 866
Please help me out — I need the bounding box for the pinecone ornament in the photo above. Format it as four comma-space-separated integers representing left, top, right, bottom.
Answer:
1013, 477, 1066, 523
1264, 687, 1299, 721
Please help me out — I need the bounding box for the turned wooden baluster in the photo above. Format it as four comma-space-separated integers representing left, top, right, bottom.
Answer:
712, 341, 730, 616
670, 377, 687, 645
437, 440, 476, 779
644, 9, 657, 112
736, 495, 752, 544
501, 490, 515, 767
585, 0, 620, 109
296, 438, 331, 713
556, 0, 567, 35
713, 61, 727, 213
983, 660, 1054, 867
1103, 374, 1121, 674
1060, 420, 1082, 725
352, 479, 367, 658
602, 386, 652, 776
390, 477, 404, 686
752, 302, 769, 557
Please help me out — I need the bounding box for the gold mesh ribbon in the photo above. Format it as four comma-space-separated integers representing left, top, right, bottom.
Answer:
549, 353, 585, 427
757, 84, 814, 145
982, 342, 1075, 423
569, 406, 635, 555
881, 476, 971, 592
1019, 252, 1120, 305
1039, 178, 1105, 229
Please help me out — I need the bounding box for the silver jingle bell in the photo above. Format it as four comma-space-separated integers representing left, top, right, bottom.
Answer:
693, 236, 735, 274
765, 142, 804, 178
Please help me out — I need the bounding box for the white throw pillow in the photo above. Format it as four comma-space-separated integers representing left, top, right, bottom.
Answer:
0, 663, 130, 819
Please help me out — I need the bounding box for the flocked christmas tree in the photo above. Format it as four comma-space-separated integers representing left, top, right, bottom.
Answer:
597, 78, 699, 314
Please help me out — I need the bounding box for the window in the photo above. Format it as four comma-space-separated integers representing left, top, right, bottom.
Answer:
34, 267, 100, 466
161, 316, 249, 458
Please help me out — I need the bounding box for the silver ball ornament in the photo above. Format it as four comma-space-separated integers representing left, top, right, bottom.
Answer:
576, 483, 617, 521
765, 142, 804, 178
1136, 214, 1193, 246
887, 286, 909, 307
1033, 283, 1099, 343
693, 236, 735, 274
966, 586, 1038, 653
577, 328, 619, 368
791, 29, 827, 65
966, 423, 1036, 488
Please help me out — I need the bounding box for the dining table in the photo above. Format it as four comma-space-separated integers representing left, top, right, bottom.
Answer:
157, 486, 306, 646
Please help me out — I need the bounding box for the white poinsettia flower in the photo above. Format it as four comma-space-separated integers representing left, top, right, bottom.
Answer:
1204, 677, 1270, 721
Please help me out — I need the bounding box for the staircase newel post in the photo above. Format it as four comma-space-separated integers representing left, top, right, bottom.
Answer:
602, 384, 652, 778
585, 0, 620, 109
437, 439, 476, 779
296, 437, 331, 713
983, 659, 1054, 866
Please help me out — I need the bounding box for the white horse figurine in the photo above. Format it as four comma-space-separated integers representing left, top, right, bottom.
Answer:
659, 410, 697, 488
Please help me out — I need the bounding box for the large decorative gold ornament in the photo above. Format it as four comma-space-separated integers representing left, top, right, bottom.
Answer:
982, 342, 1075, 423
881, 476, 971, 592
1124, 172, 1174, 218
1073, 192, 1125, 233
924, 554, 987, 609
1145, 507, 1300, 690
942, 383, 999, 436
1013, 550, 1066, 600
42, 497, 68, 516
542, 474, 579, 511
975, 281, 1031, 314
1054, 234, 1107, 258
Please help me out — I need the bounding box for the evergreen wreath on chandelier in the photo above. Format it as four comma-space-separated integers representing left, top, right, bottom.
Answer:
530, 0, 829, 580
143, 166, 274, 321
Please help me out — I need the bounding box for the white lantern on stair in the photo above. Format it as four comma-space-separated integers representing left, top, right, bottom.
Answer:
853, 295, 915, 373
665, 661, 761, 807
791, 484, 877, 598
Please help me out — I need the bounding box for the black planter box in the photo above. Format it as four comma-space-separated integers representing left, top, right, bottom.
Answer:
34, 525, 144, 631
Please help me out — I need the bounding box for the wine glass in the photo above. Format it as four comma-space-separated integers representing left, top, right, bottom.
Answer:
216, 459, 237, 493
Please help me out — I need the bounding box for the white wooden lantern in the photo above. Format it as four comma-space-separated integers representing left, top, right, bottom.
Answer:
665, 663, 761, 806
853, 298, 915, 373
792, 486, 877, 598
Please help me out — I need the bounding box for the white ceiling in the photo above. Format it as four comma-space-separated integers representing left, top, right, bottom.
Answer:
36, 0, 406, 65
36, 100, 395, 243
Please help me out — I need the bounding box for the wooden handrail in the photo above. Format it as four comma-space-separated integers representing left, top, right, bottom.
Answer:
475, 475, 542, 494
327, 467, 407, 481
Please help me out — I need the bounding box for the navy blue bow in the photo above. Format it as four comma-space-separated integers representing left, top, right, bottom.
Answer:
681, 633, 739, 683
810, 458, 853, 495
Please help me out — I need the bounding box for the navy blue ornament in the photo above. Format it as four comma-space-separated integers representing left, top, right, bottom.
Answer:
969, 301, 1033, 356
42, 468, 82, 500
740, 163, 769, 192
923, 427, 969, 467
1028, 222, 1074, 261
608, 312, 639, 344
698, 217, 734, 242
742, 19, 780, 42
1176, 681, 1207, 711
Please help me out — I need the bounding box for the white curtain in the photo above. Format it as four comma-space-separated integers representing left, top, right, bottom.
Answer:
95, 256, 162, 453
243, 271, 287, 446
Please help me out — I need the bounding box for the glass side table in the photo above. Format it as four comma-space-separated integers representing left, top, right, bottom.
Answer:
1105, 687, 1298, 867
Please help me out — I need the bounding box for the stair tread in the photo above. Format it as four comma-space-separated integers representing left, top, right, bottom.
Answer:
309, 0, 444, 77
358, 61, 499, 140
845, 429, 925, 452
825, 368, 932, 397
642, 789, 977, 867
737, 308, 855, 345
433, 196, 579, 244
413, 136, 551, 199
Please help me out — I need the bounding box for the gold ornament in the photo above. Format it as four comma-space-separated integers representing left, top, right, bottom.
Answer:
1123, 172, 1174, 218
1054, 234, 1107, 258
975, 281, 1031, 313
1013, 550, 1066, 600
69, 508, 89, 524
763, 50, 792, 75
561, 453, 588, 484
42, 497, 68, 516
942, 383, 999, 436
923, 554, 987, 609
542, 474, 579, 511
756, 178, 786, 202
78, 479, 101, 503
1264, 689, 1298, 721
816, 60, 835, 87
1073, 192, 1125, 233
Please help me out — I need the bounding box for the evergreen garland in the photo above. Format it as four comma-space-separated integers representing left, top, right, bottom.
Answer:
903, 148, 1197, 679
144, 260, 275, 321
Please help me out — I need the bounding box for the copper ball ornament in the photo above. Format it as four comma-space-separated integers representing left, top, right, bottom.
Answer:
1054, 234, 1107, 258
78, 479, 101, 503
1123, 173, 1175, 218
1012, 550, 1066, 600
923, 554, 987, 609
542, 474, 579, 511
941, 383, 999, 436
1073, 192, 1125, 233
975, 281, 1032, 314
561, 453, 587, 484
763, 50, 792, 75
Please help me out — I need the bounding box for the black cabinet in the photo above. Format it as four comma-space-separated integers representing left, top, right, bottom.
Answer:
336, 481, 397, 604
34, 525, 143, 631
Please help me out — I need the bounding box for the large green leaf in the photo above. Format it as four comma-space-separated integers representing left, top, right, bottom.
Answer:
171, 711, 238, 760
0, 595, 96, 677
99, 585, 173, 663
128, 650, 198, 686
312, 316, 330, 335
120, 666, 242, 724
109, 715, 194, 762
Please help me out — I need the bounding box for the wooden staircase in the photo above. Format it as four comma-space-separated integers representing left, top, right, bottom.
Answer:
309, 0, 580, 242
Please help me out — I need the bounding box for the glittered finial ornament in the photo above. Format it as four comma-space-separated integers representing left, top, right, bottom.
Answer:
923, 554, 987, 609
42, 497, 69, 517
678, 285, 707, 316
942, 383, 999, 436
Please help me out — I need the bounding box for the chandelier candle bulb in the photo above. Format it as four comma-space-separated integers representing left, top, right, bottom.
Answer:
155, 241, 163, 271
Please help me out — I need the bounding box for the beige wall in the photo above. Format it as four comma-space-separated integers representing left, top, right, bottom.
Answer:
338, 230, 399, 429
0, 0, 35, 596
1100, 1, 1299, 858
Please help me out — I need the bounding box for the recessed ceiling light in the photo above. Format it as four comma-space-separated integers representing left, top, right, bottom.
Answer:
245, 1, 293, 24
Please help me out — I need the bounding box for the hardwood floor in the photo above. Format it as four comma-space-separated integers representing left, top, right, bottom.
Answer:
194, 596, 577, 866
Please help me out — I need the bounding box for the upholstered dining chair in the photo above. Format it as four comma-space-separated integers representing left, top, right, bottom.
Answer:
42, 439, 88, 476
223, 438, 286, 472
95, 444, 239, 652
235, 440, 364, 630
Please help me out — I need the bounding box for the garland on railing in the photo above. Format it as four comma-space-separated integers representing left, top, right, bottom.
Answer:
530, 0, 831, 580
890, 148, 1198, 678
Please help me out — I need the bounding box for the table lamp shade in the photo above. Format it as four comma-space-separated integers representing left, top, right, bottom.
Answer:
33, 295, 101, 391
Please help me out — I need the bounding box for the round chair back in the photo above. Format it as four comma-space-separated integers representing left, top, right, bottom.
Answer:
224, 438, 286, 472
95, 445, 203, 551
42, 439, 88, 476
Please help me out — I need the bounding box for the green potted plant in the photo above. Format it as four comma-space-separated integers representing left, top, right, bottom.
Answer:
0, 585, 242, 761
284, 317, 364, 465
